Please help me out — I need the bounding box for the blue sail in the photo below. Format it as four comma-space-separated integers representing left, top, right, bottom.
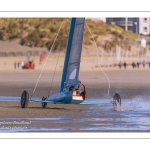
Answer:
60, 18, 85, 92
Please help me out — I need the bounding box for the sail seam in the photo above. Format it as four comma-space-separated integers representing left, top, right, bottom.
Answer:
72, 42, 82, 45
69, 62, 80, 65
76, 22, 85, 26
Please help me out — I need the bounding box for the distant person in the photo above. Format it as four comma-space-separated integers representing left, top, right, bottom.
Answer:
14, 61, 16, 69
132, 62, 136, 69
123, 62, 127, 69
118, 61, 122, 69
137, 62, 140, 69
27, 56, 30, 62
21, 61, 24, 69
17, 62, 20, 69
149, 62, 150, 68
142, 60, 146, 68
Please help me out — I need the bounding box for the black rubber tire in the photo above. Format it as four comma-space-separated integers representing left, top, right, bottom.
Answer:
113, 93, 121, 107
21, 90, 29, 108
41, 97, 47, 108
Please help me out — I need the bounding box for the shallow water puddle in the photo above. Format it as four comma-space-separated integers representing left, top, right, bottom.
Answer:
0, 117, 68, 132
0, 96, 20, 102
0, 96, 150, 131
0, 114, 150, 132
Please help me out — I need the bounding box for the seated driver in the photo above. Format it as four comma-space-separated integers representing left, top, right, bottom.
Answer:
72, 85, 80, 96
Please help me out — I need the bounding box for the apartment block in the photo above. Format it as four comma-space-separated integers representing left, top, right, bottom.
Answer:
139, 18, 150, 35
106, 18, 139, 33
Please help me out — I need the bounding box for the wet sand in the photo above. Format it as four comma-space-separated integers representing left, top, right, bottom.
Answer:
0, 67, 150, 132
1, 68, 150, 99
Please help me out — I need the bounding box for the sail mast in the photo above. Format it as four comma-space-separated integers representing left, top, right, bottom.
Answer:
60, 18, 76, 92
60, 18, 85, 92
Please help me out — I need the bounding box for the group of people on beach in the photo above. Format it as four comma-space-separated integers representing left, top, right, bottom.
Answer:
14, 61, 24, 69
118, 60, 150, 69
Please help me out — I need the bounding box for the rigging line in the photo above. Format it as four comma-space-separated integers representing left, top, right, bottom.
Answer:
85, 21, 111, 97
30, 21, 64, 99
47, 19, 69, 97
48, 50, 61, 97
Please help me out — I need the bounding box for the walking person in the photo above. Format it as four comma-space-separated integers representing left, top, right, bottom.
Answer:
21, 61, 24, 69
142, 60, 146, 68
132, 62, 136, 69
17, 62, 20, 69
14, 61, 16, 69
118, 61, 122, 69
137, 62, 140, 69
123, 62, 127, 69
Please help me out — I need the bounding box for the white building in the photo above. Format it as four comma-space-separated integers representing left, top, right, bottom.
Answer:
106, 17, 150, 35
106, 18, 138, 33
139, 18, 150, 35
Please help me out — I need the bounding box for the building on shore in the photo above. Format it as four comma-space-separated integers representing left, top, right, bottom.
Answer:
106, 18, 150, 36
139, 18, 150, 35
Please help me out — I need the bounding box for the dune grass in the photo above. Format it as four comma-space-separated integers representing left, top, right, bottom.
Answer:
0, 18, 146, 51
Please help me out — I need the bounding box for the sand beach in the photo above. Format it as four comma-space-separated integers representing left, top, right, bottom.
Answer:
0, 40, 150, 132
